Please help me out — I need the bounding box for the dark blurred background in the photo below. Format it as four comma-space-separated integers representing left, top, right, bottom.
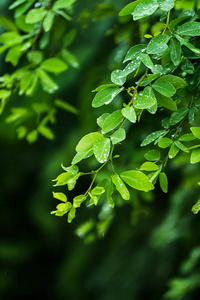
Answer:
1, 0, 200, 299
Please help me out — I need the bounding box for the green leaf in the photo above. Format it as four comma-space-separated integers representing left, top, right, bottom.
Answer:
71, 149, 93, 165
175, 34, 200, 55
73, 195, 87, 208
174, 141, 188, 152
170, 37, 181, 66
122, 60, 140, 76
25, 8, 47, 24
15, 1, 33, 18
36, 68, 58, 93
107, 179, 115, 207
123, 44, 147, 63
91, 186, 105, 196
61, 49, 79, 68
177, 21, 200, 36
61, 164, 79, 173
97, 113, 110, 128
157, 0, 175, 11
41, 58, 67, 74
68, 207, 76, 223
38, 126, 54, 140
190, 127, 200, 139
134, 95, 156, 109
92, 86, 123, 108
190, 148, 200, 164
157, 75, 186, 90
119, 0, 151, 16
0, 89, 11, 99
56, 202, 72, 212
178, 133, 196, 142
133, 2, 159, 21
140, 74, 159, 87
121, 107, 137, 123
93, 138, 111, 163
43, 11, 55, 32
192, 199, 200, 214
53, 172, 80, 190
120, 170, 154, 192
145, 150, 161, 162
139, 53, 154, 70
54, 99, 79, 115
147, 35, 170, 55
141, 130, 167, 146
110, 128, 126, 145
111, 69, 126, 85
112, 174, 130, 200
159, 172, 168, 193
152, 80, 176, 97
140, 162, 159, 171
53, 0, 76, 10
181, 58, 194, 74
154, 91, 177, 111
169, 143, 179, 159
52, 192, 67, 202
26, 130, 38, 143
158, 137, 173, 148
170, 108, 189, 125
92, 84, 118, 92
9, 0, 26, 10
75, 132, 103, 152
102, 110, 123, 134
143, 86, 157, 114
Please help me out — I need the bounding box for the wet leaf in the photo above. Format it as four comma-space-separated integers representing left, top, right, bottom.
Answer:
121, 107, 137, 123
123, 44, 147, 63
121, 170, 154, 192
75, 132, 103, 152
92, 86, 123, 108
93, 138, 111, 163
170, 108, 189, 125
177, 21, 200, 36
152, 80, 176, 97
112, 174, 130, 200
141, 130, 167, 146
133, 2, 159, 21
110, 128, 126, 144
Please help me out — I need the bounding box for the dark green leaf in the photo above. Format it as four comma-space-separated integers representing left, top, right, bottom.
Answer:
152, 80, 176, 97
170, 37, 181, 66
141, 130, 167, 146
147, 35, 170, 55
170, 108, 189, 125
177, 21, 200, 36
123, 44, 147, 63
154, 91, 177, 111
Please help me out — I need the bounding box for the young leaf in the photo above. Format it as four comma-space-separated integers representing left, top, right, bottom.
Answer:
52, 192, 67, 202
112, 174, 130, 200
73, 195, 87, 208
68, 207, 76, 223
119, 0, 149, 16
159, 172, 168, 193
158, 137, 173, 148
133, 2, 159, 21
93, 138, 111, 163
141, 130, 167, 146
121, 107, 137, 123
92, 86, 123, 108
91, 186, 105, 196
190, 127, 200, 139
144, 149, 161, 161
192, 199, 200, 214
75, 132, 103, 152
120, 170, 154, 192
177, 21, 200, 36
38, 126, 54, 140
110, 128, 126, 145
152, 80, 176, 97
102, 110, 123, 134
170, 108, 189, 125
170, 37, 181, 66
140, 162, 159, 171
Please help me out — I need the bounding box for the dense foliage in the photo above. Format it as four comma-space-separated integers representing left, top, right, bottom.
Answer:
1, 0, 200, 299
